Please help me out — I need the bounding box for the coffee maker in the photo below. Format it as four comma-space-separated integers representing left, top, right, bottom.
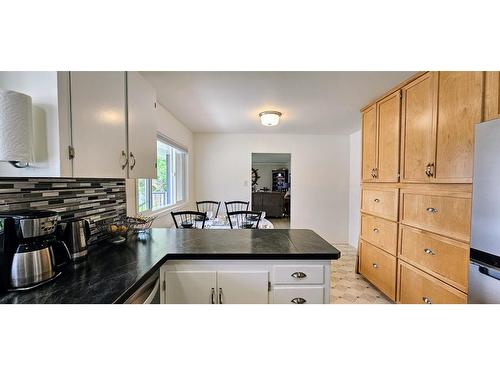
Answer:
0, 210, 70, 292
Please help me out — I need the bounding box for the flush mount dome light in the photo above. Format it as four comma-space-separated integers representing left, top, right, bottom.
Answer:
259, 110, 282, 127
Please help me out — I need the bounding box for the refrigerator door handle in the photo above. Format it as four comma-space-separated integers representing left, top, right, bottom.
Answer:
478, 266, 500, 281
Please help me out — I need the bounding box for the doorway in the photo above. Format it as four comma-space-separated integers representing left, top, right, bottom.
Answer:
251, 153, 291, 229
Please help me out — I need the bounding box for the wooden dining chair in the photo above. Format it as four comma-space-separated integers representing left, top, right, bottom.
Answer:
171, 211, 207, 229
227, 210, 262, 229
196, 201, 221, 218
224, 201, 250, 214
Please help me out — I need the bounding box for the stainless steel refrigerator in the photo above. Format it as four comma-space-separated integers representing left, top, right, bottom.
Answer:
469, 119, 500, 303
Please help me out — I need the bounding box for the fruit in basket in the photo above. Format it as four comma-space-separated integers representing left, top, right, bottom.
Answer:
110, 224, 118, 233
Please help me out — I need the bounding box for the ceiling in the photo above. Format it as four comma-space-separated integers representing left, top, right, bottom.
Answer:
141, 71, 415, 135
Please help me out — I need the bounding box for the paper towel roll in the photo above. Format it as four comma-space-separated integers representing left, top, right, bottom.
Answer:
0, 88, 33, 162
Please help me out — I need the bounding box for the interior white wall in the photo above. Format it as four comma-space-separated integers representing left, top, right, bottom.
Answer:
126, 102, 195, 228
348, 130, 361, 248
252, 162, 290, 191
194, 133, 350, 243
0, 72, 68, 177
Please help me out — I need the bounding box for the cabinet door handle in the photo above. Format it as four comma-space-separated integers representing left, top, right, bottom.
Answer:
426, 207, 438, 213
211, 288, 215, 304
429, 162, 434, 177
218, 288, 223, 304
374, 198, 380, 203
374, 167, 378, 178
120, 150, 128, 170
422, 296, 432, 304
129, 152, 136, 170
423, 248, 436, 256
373, 228, 380, 233
425, 163, 432, 177
291, 271, 307, 279
372, 263, 378, 268
291, 297, 307, 304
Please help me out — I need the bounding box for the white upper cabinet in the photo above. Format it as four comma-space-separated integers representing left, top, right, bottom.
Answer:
127, 72, 157, 179
70, 72, 128, 178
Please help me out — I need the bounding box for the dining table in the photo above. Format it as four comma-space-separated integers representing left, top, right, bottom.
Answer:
192, 217, 274, 229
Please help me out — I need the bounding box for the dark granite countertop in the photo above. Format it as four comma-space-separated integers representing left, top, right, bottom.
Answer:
0, 228, 341, 304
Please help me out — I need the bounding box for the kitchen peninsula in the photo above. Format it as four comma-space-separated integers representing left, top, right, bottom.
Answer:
0, 229, 341, 304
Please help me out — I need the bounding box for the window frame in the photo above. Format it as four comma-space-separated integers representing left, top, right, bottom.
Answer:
136, 134, 188, 215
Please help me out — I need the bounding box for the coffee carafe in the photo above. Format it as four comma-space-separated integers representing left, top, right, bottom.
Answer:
0, 210, 70, 292
57, 219, 91, 262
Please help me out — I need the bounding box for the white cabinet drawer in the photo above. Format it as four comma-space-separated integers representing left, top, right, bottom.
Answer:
273, 286, 325, 304
273, 265, 324, 285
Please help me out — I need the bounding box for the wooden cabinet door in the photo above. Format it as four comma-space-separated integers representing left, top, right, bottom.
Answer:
127, 72, 157, 179
70, 72, 127, 178
434, 71, 483, 183
217, 271, 269, 304
401, 72, 437, 182
376, 91, 401, 182
484, 71, 500, 121
361, 105, 377, 182
165, 271, 216, 304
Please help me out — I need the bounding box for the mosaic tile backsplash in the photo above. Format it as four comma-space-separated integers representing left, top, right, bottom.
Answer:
0, 178, 126, 245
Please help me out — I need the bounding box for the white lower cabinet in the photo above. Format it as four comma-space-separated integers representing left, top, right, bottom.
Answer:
166, 271, 216, 304
160, 260, 331, 304
273, 286, 325, 304
218, 271, 269, 304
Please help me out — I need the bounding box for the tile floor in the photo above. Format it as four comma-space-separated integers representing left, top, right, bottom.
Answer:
330, 244, 392, 304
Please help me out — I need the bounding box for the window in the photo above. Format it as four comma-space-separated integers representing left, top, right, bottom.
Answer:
137, 136, 187, 213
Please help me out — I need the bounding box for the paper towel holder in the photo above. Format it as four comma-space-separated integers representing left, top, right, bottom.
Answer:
0, 89, 33, 168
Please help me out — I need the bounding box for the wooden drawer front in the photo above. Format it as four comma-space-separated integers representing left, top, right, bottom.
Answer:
400, 191, 471, 242
273, 265, 324, 285
361, 214, 398, 255
359, 241, 397, 300
361, 188, 399, 221
399, 226, 469, 291
399, 225, 469, 291
398, 261, 467, 304
273, 286, 324, 304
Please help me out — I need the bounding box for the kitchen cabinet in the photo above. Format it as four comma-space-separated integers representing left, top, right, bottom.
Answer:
161, 259, 331, 304
164, 269, 268, 304
361, 91, 401, 182
376, 91, 401, 182
217, 271, 269, 304
127, 71, 157, 179
484, 71, 500, 121
69, 71, 157, 179
70, 72, 128, 178
400, 71, 483, 183
165, 271, 217, 304
400, 72, 437, 182
361, 104, 378, 181
434, 71, 483, 183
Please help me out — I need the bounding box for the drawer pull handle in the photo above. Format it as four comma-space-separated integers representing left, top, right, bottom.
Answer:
423, 248, 436, 256
291, 271, 307, 279
374, 198, 380, 203
291, 297, 307, 304
426, 207, 438, 213
372, 263, 378, 268
422, 296, 432, 304
373, 228, 380, 233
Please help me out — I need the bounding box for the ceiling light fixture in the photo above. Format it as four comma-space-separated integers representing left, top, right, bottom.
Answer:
259, 110, 282, 127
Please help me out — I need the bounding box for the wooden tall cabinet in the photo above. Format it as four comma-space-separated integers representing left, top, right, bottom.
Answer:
359, 71, 489, 304
361, 105, 378, 181
400, 72, 437, 183
434, 71, 483, 183
484, 71, 500, 121
361, 91, 401, 182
